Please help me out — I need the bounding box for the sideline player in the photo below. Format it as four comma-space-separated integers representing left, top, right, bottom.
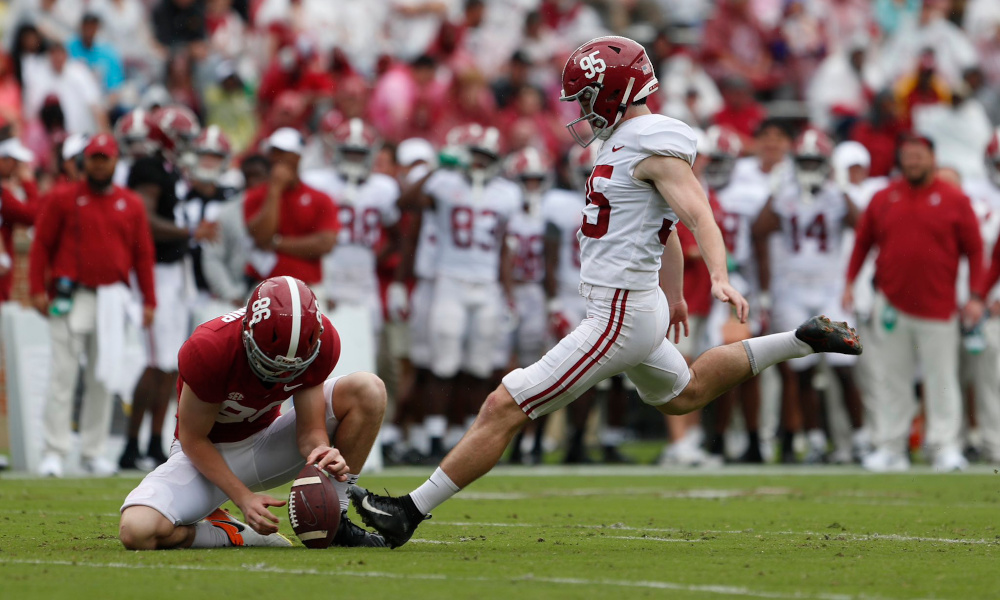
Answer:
350, 36, 861, 547
119, 276, 387, 549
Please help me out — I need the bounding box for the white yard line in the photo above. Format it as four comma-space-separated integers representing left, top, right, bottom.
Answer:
0, 558, 881, 600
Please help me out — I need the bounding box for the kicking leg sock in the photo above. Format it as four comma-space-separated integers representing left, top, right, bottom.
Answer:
190, 520, 236, 548
742, 332, 813, 375
332, 474, 359, 513
409, 467, 460, 515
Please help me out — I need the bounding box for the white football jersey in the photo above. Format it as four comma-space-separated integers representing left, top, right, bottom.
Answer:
543, 187, 585, 293
302, 169, 400, 301
507, 202, 547, 284
579, 114, 695, 291
715, 157, 787, 267
770, 180, 849, 287
959, 177, 1000, 303
424, 170, 520, 284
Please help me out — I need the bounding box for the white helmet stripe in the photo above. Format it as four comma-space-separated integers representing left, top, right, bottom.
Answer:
284, 276, 301, 360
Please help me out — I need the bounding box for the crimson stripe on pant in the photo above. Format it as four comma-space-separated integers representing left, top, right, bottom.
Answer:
520, 290, 629, 416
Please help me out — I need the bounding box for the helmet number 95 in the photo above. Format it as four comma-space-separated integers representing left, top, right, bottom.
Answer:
580, 51, 606, 80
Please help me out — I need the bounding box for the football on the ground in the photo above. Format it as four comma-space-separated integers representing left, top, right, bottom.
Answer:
288, 464, 340, 549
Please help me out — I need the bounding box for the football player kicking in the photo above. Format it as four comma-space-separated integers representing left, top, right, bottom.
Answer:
119, 276, 387, 549
350, 36, 862, 548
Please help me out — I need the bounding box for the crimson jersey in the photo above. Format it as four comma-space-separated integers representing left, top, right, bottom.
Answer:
176, 308, 341, 443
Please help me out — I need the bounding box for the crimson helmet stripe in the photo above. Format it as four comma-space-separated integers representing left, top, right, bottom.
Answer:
284, 276, 302, 360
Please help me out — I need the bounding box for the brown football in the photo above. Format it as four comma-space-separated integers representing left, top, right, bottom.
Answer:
288, 464, 340, 549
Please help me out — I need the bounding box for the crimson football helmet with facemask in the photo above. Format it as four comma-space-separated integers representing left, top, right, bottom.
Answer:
560, 36, 659, 147
243, 276, 325, 383
506, 147, 552, 215
793, 128, 834, 193
701, 125, 742, 190
114, 108, 165, 159
333, 118, 379, 182
986, 128, 1000, 188
188, 125, 232, 185
154, 105, 201, 163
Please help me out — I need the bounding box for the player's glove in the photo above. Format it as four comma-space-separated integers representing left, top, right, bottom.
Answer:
386, 282, 410, 322
547, 298, 572, 339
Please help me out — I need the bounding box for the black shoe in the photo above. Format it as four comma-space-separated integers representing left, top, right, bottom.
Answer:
737, 443, 764, 464
563, 446, 593, 464
332, 511, 387, 547
348, 486, 429, 549
601, 445, 635, 464
147, 449, 169, 467
118, 445, 142, 470
795, 316, 862, 355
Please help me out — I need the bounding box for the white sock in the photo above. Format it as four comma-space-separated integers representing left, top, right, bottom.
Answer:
190, 520, 233, 548
332, 473, 359, 513
600, 427, 625, 447
807, 429, 827, 451
410, 467, 460, 515
408, 424, 429, 454
741, 332, 813, 375
424, 415, 447, 439
381, 424, 402, 447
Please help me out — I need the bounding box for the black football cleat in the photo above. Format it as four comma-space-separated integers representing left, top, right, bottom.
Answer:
332, 511, 387, 548
347, 485, 429, 549
795, 316, 862, 355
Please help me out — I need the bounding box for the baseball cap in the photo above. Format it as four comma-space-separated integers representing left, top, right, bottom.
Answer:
397, 138, 436, 167
266, 127, 304, 155
62, 133, 89, 161
0, 137, 35, 163
832, 141, 870, 171
84, 133, 119, 158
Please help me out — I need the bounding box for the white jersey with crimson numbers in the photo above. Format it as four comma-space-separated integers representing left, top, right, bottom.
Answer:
301, 169, 400, 303
508, 204, 547, 284
424, 169, 520, 284
579, 114, 695, 291
543, 187, 585, 294
770, 180, 849, 289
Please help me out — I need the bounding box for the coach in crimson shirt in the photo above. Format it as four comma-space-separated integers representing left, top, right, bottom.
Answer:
244, 128, 337, 286
843, 134, 983, 473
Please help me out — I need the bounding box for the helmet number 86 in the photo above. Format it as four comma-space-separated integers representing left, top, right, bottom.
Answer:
580, 51, 606, 80
250, 297, 271, 326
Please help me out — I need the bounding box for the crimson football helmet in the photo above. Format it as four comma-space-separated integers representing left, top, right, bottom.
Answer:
114, 108, 164, 159
793, 128, 834, 192
317, 109, 345, 156
154, 105, 201, 158
560, 36, 659, 147
701, 125, 742, 190
333, 118, 379, 182
986, 128, 1000, 188
189, 125, 232, 185
567, 141, 599, 192
243, 276, 325, 383
506, 147, 551, 214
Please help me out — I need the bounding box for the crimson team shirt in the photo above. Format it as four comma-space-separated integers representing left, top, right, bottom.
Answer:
176, 308, 341, 443
243, 181, 339, 284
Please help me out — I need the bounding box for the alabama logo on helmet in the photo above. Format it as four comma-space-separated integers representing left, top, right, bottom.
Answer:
242, 276, 325, 383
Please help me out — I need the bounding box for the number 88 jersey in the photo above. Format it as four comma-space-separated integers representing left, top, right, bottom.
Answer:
425, 169, 521, 284
580, 114, 697, 291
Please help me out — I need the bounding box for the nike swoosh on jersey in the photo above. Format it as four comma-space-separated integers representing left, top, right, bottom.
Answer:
284, 383, 304, 392
361, 495, 393, 517
612, 145, 624, 152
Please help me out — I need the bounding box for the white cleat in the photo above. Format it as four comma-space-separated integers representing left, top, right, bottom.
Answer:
81, 456, 119, 477
38, 453, 64, 478
862, 448, 910, 473
932, 448, 968, 473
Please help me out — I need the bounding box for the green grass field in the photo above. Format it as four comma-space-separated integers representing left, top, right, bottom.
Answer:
1, 462, 998, 600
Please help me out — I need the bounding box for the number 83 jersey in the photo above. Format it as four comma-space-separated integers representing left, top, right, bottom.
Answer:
580, 114, 698, 291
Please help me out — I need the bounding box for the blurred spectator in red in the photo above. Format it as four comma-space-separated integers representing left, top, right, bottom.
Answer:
0, 53, 23, 131
370, 54, 447, 143
893, 49, 952, 126
807, 39, 877, 133
3, 0, 82, 46
702, 0, 782, 97
849, 90, 905, 177
654, 28, 722, 127
154, 0, 207, 54
257, 38, 334, 117
205, 61, 257, 154
245, 90, 308, 155
164, 49, 204, 120
23, 43, 107, 135
712, 76, 766, 146
432, 68, 497, 141
496, 86, 563, 157
335, 75, 370, 121
0, 137, 39, 301
881, 0, 977, 89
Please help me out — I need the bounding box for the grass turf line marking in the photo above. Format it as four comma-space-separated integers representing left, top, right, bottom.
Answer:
0, 558, 890, 600
428, 522, 999, 545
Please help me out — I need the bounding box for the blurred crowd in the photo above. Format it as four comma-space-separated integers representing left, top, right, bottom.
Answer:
3, 0, 1000, 475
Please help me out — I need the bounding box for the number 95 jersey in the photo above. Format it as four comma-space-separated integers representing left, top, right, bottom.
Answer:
581, 114, 697, 291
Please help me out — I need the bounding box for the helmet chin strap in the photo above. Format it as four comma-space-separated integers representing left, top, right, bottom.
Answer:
600, 76, 636, 141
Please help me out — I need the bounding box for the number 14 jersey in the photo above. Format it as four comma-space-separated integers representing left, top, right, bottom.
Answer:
580, 114, 697, 291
